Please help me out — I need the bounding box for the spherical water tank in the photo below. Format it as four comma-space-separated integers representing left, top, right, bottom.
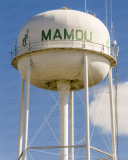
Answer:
11, 9, 116, 91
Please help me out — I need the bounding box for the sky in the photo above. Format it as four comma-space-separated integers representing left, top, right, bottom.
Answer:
0, 0, 128, 160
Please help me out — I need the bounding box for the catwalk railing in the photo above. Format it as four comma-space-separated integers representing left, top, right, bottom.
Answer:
11, 40, 116, 61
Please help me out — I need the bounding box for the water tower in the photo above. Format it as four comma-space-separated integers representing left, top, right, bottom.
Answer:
11, 6, 117, 160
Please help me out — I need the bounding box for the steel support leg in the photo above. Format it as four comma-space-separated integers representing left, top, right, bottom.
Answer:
17, 77, 24, 160
70, 91, 74, 160
108, 69, 117, 160
23, 55, 30, 160
84, 53, 90, 160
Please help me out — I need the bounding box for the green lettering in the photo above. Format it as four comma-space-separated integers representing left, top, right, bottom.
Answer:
53, 29, 62, 40
64, 29, 74, 40
76, 30, 83, 40
84, 31, 92, 42
106, 38, 109, 47
42, 29, 51, 41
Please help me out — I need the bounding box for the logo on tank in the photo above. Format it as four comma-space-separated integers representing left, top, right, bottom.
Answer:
22, 29, 29, 47
106, 38, 110, 48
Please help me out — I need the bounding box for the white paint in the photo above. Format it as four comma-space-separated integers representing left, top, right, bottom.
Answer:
10, 7, 119, 160
109, 69, 117, 160
12, 9, 115, 91
84, 53, 90, 160
23, 55, 30, 160
17, 77, 24, 159
57, 80, 70, 160
18, 9, 110, 55
11, 8, 118, 160
17, 50, 110, 91
70, 91, 74, 160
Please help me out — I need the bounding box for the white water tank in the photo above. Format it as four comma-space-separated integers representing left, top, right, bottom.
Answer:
11, 9, 116, 90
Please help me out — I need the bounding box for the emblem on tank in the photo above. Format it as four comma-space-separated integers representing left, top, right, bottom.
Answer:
22, 29, 29, 47
106, 38, 110, 48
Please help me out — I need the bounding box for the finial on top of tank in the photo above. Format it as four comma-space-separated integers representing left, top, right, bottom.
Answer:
61, 6, 68, 10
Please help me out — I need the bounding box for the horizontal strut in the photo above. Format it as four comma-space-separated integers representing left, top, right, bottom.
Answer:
90, 146, 113, 157
28, 145, 86, 150
18, 145, 113, 159
27, 145, 113, 157
18, 151, 23, 160
96, 156, 113, 160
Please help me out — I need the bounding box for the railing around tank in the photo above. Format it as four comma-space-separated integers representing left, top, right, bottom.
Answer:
11, 40, 116, 61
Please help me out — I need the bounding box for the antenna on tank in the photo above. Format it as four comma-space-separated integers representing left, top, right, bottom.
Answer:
14, 41, 17, 56
14, 41, 17, 49
110, 1, 119, 160
105, 0, 107, 27
110, 0, 113, 48
85, 0, 86, 12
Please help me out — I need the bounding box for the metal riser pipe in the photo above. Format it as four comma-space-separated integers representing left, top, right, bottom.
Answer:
57, 80, 70, 160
